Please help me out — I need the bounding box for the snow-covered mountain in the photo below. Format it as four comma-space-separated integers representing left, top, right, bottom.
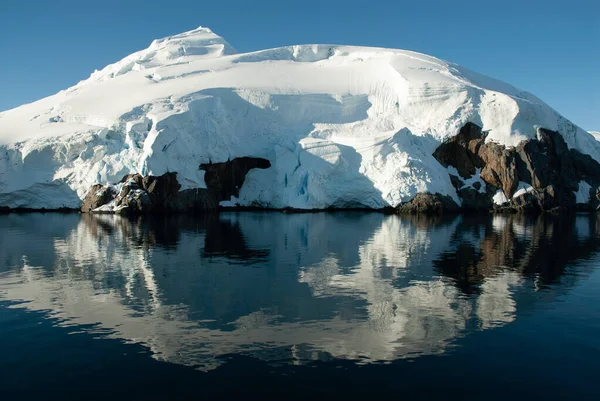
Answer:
1, 26, 599, 210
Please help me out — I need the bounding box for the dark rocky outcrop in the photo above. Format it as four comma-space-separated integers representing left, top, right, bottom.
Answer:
81, 157, 271, 214
114, 174, 154, 212
201, 157, 271, 201
396, 193, 459, 215
455, 186, 495, 212
431, 123, 600, 213
176, 188, 220, 211
81, 184, 116, 213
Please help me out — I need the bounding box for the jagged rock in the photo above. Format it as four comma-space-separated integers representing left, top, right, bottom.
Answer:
103, 174, 148, 213
142, 172, 181, 210
433, 123, 600, 213
515, 129, 578, 194
456, 187, 494, 211
509, 186, 553, 212
116, 188, 152, 214
432, 122, 484, 178
433, 123, 519, 197
81, 184, 116, 213
81, 157, 272, 214
479, 142, 519, 197
200, 157, 271, 201
119, 173, 144, 187
396, 193, 459, 215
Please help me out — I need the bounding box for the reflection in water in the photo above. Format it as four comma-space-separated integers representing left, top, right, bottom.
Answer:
0, 212, 597, 370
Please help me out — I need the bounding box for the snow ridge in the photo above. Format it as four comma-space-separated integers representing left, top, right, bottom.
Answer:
87, 26, 237, 83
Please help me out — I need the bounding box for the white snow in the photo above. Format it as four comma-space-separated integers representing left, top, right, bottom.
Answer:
219, 196, 240, 207
448, 166, 486, 194
574, 180, 592, 204
1, 26, 599, 209
512, 182, 535, 199
493, 190, 509, 206
589, 131, 600, 142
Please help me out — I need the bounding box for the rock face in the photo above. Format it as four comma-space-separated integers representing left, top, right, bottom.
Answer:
200, 157, 272, 201
396, 193, 459, 215
81, 184, 116, 213
81, 157, 271, 214
431, 123, 600, 213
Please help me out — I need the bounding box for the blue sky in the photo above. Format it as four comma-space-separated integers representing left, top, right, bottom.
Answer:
1, 0, 598, 129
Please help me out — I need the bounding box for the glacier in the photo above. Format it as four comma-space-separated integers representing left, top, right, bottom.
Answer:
1, 26, 599, 210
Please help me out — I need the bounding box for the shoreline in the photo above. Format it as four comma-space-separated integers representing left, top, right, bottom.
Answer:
1, 205, 596, 216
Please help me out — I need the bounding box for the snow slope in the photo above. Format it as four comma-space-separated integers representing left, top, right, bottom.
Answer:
1, 26, 599, 209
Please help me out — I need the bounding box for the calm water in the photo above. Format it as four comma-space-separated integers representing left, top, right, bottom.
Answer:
0, 212, 599, 400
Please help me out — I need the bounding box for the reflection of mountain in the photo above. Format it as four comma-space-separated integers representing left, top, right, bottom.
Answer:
0, 213, 597, 370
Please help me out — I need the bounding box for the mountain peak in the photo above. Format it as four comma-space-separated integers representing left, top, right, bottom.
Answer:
87, 26, 236, 82
148, 26, 234, 52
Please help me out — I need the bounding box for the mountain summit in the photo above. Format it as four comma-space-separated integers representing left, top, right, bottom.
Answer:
86, 26, 237, 83
1, 27, 599, 212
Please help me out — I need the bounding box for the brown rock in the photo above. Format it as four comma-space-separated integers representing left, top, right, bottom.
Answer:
433, 123, 600, 212
119, 174, 144, 188
142, 172, 181, 210
456, 187, 494, 211
81, 184, 116, 213
396, 193, 459, 215
478, 143, 519, 197
432, 122, 485, 179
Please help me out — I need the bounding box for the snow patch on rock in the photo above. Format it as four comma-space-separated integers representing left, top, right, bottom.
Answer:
512, 182, 535, 199
574, 181, 592, 204
493, 190, 509, 206
448, 166, 486, 194
219, 196, 240, 207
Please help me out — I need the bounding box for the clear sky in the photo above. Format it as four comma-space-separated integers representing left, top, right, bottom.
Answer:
1, 0, 598, 130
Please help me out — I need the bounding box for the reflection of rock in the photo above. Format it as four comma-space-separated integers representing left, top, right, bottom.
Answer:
203, 218, 270, 261
434, 215, 600, 295
0, 212, 597, 371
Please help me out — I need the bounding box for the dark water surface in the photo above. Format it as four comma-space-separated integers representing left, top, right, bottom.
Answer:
0, 212, 599, 400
